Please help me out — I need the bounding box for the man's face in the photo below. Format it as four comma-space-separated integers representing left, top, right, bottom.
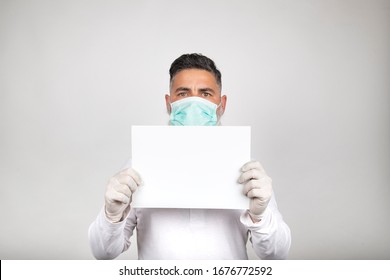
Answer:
165, 69, 227, 114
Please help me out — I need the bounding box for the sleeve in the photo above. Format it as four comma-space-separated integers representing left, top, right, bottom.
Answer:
88, 207, 137, 260
240, 193, 292, 260
88, 158, 136, 259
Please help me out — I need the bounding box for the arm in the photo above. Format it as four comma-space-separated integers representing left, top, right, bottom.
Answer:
88, 207, 137, 259
240, 194, 291, 259
88, 163, 142, 259
238, 161, 291, 259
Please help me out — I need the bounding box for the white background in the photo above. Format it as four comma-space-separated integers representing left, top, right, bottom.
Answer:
0, 0, 389, 259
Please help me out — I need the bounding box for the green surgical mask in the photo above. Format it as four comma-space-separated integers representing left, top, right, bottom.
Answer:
169, 97, 221, 126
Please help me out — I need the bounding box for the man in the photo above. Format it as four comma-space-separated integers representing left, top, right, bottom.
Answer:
88, 53, 291, 259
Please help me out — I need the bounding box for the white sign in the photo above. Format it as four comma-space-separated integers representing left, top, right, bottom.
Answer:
131, 126, 251, 209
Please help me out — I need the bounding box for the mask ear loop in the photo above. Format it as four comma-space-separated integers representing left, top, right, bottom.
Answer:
216, 102, 224, 126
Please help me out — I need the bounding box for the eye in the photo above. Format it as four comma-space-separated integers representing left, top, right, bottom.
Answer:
178, 92, 187, 97
201, 92, 211, 97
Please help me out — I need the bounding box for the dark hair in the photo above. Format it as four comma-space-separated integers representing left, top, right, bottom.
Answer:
169, 53, 222, 89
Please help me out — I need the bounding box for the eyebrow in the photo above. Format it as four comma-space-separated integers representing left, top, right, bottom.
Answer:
174, 87, 191, 93
199, 88, 215, 93
174, 87, 216, 94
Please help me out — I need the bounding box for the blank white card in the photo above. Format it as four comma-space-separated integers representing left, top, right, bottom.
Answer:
131, 126, 251, 209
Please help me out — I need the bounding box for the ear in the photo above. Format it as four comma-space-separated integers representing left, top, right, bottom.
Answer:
165, 94, 172, 114
220, 95, 227, 115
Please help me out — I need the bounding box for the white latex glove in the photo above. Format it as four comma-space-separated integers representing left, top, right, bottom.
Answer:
238, 161, 272, 223
104, 168, 142, 223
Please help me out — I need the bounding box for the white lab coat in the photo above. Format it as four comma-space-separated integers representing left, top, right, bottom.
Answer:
88, 194, 291, 260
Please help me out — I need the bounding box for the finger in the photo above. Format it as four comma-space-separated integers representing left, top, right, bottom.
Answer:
242, 177, 271, 194
116, 174, 132, 185
120, 168, 143, 186
247, 188, 272, 201
115, 175, 138, 193
106, 188, 130, 204
113, 183, 132, 198
116, 174, 138, 191
238, 168, 265, 183
242, 179, 260, 195
241, 160, 264, 172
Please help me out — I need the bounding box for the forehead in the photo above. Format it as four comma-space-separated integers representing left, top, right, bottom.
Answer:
171, 69, 218, 88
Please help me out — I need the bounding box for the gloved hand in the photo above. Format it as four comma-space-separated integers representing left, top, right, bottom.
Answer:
104, 168, 142, 223
238, 161, 272, 223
